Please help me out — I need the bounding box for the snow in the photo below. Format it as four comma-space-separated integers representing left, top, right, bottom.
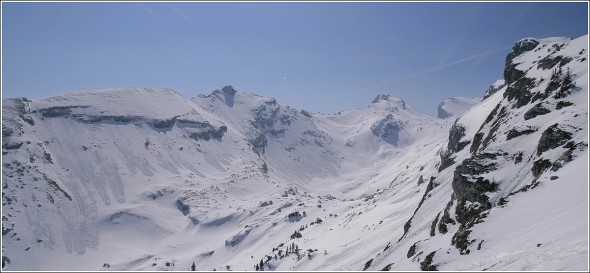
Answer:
1, 35, 588, 271
32, 87, 195, 119
455, 88, 505, 144
491, 79, 505, 88
367, 34, 589, 272
437, 96, 482, 119
461, 150, 588, 271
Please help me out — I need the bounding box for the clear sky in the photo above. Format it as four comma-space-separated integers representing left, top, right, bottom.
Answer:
2, 2, 588, 116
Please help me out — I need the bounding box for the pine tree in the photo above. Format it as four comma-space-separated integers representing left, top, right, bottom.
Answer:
191, 261, 196, 271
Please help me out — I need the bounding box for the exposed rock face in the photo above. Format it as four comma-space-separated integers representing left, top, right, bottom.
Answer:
538, 55, 572, 70
447, 124, 469, 154
556, 101, 574, 110
483, 80, 506, 100
439, 123, 468, 171
176, 196, 192, 216
430, 212, 441, 236
502, 39, 542, 108
531, 159, 552, 178
443, 39, 545, 255
407, 242, 417, 258
506, 126, 538, 141
371, 114, 402, 145
249, 133, 268, 155
225, 228, 252, 247
399, 177, 438, 242
188, 124, 227, 141
536, 124, 572, 156
420, 251, 438, 271
372, 93, 392, 103
371, 93, 408, 113
437, 103, 452, 119
451, 154, 498, 228
504, 39, 540, 83
504, 76, 537, 108
451, 162, 496, 254
524, 103, 551, 120
506, 38, 540, 62
37, 105, 88, 118
221, 85, 237, 96
437, 197, 456, 234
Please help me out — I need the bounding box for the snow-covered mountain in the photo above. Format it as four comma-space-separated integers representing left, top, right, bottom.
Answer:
437, 97, 481, 119
1, 35, 588, 271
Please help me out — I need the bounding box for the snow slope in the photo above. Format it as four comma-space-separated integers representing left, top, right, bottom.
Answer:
0, 85, 451, 271
367, 35, 589, 271
1, 35, 588, 271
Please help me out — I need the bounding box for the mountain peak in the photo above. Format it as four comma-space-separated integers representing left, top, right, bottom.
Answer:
372, 93, 405, 105
506, 38, 540, 61
29, 87, 194, 120
371, 93, 391, 103
221, 85, 237, 95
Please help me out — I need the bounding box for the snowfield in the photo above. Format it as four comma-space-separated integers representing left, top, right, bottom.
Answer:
1, 35, 588, 271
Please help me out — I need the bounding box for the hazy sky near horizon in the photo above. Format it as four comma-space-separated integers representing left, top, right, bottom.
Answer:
2, 2, 588, 116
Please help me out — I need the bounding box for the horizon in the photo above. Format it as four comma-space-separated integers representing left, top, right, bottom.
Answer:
2, 2, 588, 116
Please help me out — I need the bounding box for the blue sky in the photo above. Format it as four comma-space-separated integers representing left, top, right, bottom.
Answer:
2, 2, 588, 116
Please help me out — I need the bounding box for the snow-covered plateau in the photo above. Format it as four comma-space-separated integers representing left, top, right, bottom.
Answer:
1, 35, 588, 271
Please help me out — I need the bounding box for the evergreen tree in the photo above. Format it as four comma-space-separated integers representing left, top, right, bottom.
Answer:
191, 261, 196, 271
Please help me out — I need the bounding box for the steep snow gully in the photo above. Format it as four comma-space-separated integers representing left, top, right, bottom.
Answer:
1, 35, 588, 271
